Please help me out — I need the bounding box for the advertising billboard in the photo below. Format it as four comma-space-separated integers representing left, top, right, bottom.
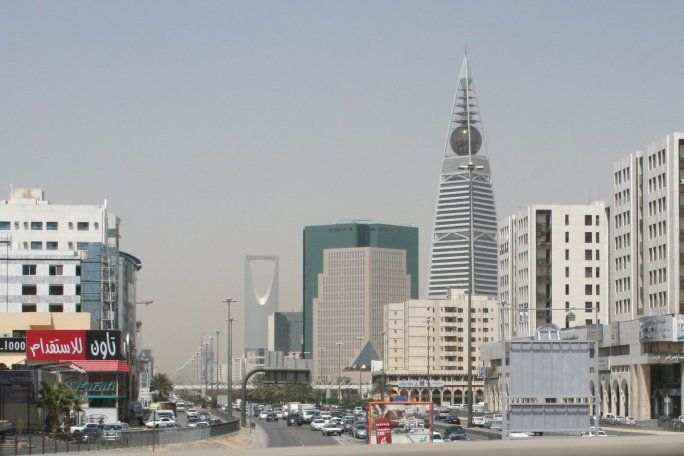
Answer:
368, 401, 432, 444
26, 330, 123, 361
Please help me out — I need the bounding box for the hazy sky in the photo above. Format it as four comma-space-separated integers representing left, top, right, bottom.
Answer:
2, 1, 683, 374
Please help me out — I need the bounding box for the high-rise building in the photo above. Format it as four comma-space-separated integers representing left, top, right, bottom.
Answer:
498, 203, 608, 338
0, 187, 141, 355
244, 255, 278, 351
382, 289, 498, 404
428, 55, 498, 298
312, 247, 410, 384
267, 311, 303, 354
303, 222, 418, 356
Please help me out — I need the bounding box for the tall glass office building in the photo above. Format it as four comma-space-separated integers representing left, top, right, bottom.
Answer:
303, 222, 418, 355
428, 55, 498, 298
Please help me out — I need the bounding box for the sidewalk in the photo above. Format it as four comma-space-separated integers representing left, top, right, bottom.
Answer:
602, 426, 679, 436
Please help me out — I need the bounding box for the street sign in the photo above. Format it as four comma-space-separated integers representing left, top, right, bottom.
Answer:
263, 368, 310, 384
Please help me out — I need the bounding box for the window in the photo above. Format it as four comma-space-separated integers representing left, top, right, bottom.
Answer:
0, 221, 9, 230
77, 222, 89, 231
76, 304, 82, 312
46, 241, 58, 250
585, 267, 592, 278
596, 267, 600, 278
22, 285, 37, 295
30, 241, 42, 250
49, 285, 64, 295
565, 232, 569, 243
596, 249, 600, 260
49, 304, 63, 313
585, 284, 593, 295
22, 265, 36, 276
585, 215, 592, 226
565, 267, 569, 278
585, 232, 592, 243
596, 232, 600, 243
22, 304, 37, 312
565, 301, 570, 309
585, 249, 592, 260
596, 215, 600, 226
30, 222, 43, 230
46, 222, 58, 230
565, 249, 569, 260
75, 265, 81, 276
585, 319, 593, 326
76, 242, 88, 250
596, 284, 600, 295
49, 265, 63, 276
76, 285, 81, 295
565, 284, 570, 295
565, 214, 569, 225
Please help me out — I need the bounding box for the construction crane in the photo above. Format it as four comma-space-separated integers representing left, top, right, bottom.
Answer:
136, 300, 154, 306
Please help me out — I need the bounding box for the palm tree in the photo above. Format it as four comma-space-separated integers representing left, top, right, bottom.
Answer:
150, 373, 174, 401
37, 382, 62, 434
371, 377, 391, 400
60, 388, 83, 433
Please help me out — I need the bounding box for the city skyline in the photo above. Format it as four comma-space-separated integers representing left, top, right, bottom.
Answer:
2, 1, 683, 373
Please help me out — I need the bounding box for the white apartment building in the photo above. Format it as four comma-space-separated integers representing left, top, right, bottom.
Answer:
381, 289, 498, 405
312, 247, 410, 384
499, 203, 608, 338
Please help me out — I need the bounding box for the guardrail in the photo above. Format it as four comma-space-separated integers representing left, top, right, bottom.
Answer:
0, 419, 240, 455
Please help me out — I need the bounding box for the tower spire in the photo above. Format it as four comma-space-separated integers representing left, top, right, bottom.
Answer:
446, 53, 482, 157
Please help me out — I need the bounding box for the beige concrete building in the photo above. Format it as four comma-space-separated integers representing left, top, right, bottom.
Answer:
381, 289, 498, 405
313, 247, 410, 384
0, 312, 97, 367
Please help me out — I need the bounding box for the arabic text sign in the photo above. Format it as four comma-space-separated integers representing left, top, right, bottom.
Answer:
26, 330, 123, 360
375, 418, 392, 444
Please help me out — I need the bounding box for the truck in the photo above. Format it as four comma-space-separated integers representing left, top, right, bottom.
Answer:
284, 402, 301, 419
298, 403, 315, 423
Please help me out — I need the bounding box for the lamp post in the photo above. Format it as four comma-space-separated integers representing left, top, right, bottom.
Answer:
497, 303, 601, 440
376, 331, 387, 402
426, 317, 435, 403
215, 330, 220, 392
335, 342, 344, 403
221, 298, 237, 416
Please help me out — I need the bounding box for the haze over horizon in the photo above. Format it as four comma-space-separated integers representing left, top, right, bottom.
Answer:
2, 1, 683, 374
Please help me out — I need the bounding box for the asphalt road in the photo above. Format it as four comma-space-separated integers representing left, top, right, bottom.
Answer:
255, 418, 370, 447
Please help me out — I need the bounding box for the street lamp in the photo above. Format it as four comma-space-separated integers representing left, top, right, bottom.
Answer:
221, 298, 237, 416
376, 331, 387, 402
335, 342, 344, 403
426, 316, 435, 403
459, 161, 484, 428
215, 330, 220, 392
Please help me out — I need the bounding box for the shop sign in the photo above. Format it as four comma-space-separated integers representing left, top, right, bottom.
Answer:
375, 418, 392, 444
64, 379, 117, 395
397, 380, 445, 388
0, 337, 26, 353
26, 330, 123, 360
639, 316, 676, 342
678, 315, 684, 341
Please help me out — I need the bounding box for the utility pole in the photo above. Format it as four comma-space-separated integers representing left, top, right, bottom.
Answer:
216, 330, 220, 394
222, 298, 237, 416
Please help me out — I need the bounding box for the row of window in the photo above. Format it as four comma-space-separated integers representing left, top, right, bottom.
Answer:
21, 284, 81, 295
22, 241, 90, 251
647, 149, 667, 170
648, 221, 667, 240
615, 277, 631, 293
614, 210, 631, 229
614, 188, 631, 207
614, 167, 631, 186
22, 264, 81, 276
21, 304, 82, 313
647, 173, 667, 193
0, 221, 95, 231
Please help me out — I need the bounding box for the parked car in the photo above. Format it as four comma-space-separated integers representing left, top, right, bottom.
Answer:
101, 423, 130, 442
74, 427, 103, 443
445, 416, 461, 425
71, 423, 103, 435
472, 416, 486, 427
354, 424, 367, 440
624, 416, 636, 426
196, 421, 210, 428
322, 422, 343, 436
266, 412, 279, 422
287, 414, 303, 427
145, 417, 176, 428
603, 413, 616, 424
581, 430, 607, 437
310, 418, 326, 431
432, 431, 445, 443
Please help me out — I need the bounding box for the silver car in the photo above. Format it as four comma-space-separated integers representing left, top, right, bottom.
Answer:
102, 423, 130, 442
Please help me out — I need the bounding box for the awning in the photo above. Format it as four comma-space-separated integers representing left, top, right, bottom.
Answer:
60, 360, 131, 373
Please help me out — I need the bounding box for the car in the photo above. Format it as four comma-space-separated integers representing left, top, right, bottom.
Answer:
145, 417, 176, 428
209, 418, 223, 425
71, 422, 103, 435
266, 412, 278, 422
196, 421, 210, 428
432, 431, 444, 443
186, 409, 199, 418
437, 410, 450, 420
287, 414, 303, 427
444, 425, 465, 438
581, 430, 607, 437
614, 416, 625, 425
187, 417, 199, 428
74, 426, 102, 443
472, 416, 486, 427
603, 413, 616, 424
259, 410, 270, 420
624, 416, 636, 426
101, 423, 130, 442
490, 420, 503, 431
445, 416, 461, 425
353, 424, 367, 440
447, 433, 467, 441
322, 422, 343, 436
275, 411, 283, 419
199, 412, 210, 421
311, 418, 326, 431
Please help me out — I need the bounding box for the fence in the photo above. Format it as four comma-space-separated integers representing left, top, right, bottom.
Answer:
0, 419, 240, 455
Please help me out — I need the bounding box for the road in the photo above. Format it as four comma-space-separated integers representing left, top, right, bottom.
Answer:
255, 418, 366, 447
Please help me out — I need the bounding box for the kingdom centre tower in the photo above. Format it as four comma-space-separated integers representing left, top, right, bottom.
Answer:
428, 54, 498, 298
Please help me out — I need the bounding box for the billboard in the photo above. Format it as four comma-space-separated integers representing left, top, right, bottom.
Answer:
26, 330, 123, 361
639, 315, 676, 342
368, 401, 432, 444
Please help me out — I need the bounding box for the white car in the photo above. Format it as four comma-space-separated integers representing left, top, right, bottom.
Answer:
581, 430, 607, 437
186, 409, 199, 418
432, 431, 445, 443
320, 413, 331, 422
310, 418, 326, 431
322, 422, 343, 436
70, 423, 101, 434
259, 411, 270, 420
625, 417, 636, 426
145, 417, 176, 428
472, 416, 486, 427
275, 411, 283, 419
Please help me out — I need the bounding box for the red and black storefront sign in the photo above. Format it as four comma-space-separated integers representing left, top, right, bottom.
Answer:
26, 330, 123, 361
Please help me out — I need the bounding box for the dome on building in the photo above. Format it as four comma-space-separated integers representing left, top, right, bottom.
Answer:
449, 125, 482, 156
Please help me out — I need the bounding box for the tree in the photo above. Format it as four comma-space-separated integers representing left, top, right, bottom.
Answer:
37, 381, 79, 434
371, 377, 391, 400
60, 389, 83, 433
150, 373, 174, 401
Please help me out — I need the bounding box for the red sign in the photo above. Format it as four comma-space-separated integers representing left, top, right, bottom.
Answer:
27, 330, 86, 360
375, 418, 392, 444
26, 330, 123, 361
